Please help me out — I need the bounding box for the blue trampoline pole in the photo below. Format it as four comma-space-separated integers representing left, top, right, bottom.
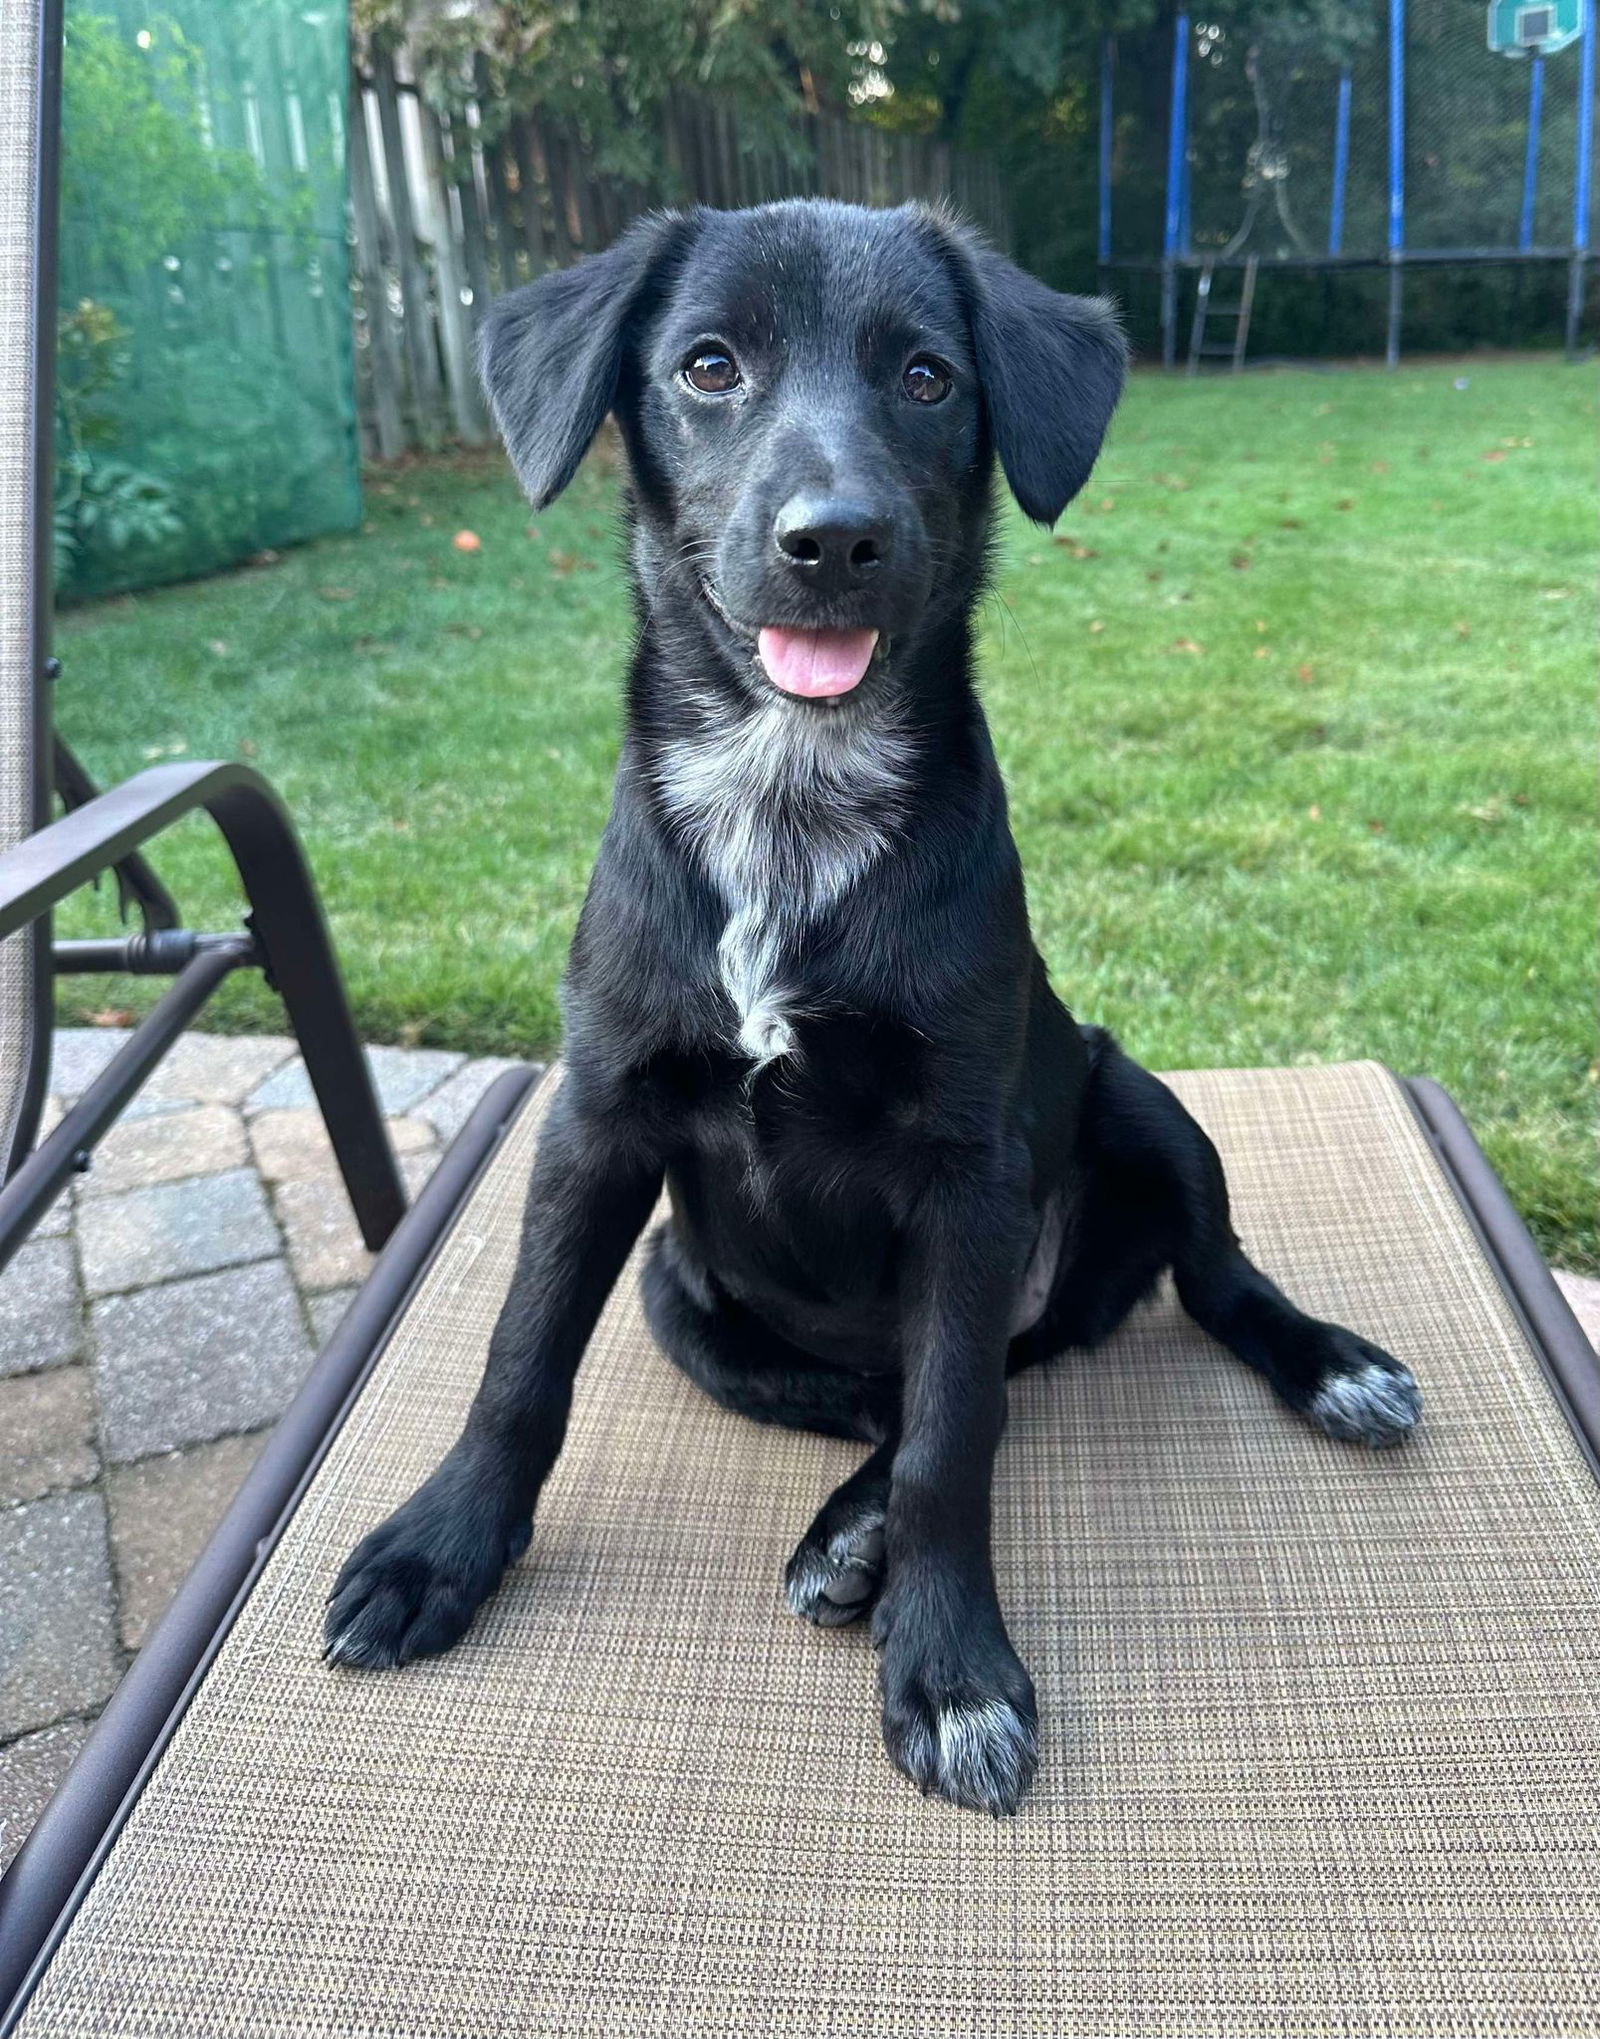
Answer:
1520, 54, 1543, 253
1568, 0, 1595, 355
1576, 0, 1595, 246
1162, 9, 1190, 369
1329, 69, 1351, 256
1386, 0, 1405, 367
1098, 35, 1114, 269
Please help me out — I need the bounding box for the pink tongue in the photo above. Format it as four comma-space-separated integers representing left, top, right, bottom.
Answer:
757, 626, 879, 698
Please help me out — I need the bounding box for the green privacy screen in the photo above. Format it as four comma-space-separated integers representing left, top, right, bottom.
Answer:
56, 0, 359, 602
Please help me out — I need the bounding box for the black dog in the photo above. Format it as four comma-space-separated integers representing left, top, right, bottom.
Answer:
325, 200, 1421, 1815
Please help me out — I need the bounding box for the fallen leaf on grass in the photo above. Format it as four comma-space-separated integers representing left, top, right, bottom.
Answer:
453, 529, 482, 552
1481, 449, 1506, 463
1296, 664, 1315, 683
1169, 637, 1202, 655
1230, 551, 1252, 570
88, 1008, 134, 1029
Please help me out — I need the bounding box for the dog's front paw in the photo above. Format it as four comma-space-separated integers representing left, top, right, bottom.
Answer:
873, 1592, 1039, 1816
323, 1467, 530, 1671
1306, 1331, 1422, 1449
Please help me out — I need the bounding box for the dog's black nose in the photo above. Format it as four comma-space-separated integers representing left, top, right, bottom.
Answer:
774, 496, 892, 591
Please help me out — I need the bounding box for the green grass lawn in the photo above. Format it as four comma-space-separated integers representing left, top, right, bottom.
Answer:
57, 358, 1597, 1268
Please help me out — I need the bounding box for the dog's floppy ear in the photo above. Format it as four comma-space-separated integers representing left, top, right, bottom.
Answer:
953, 234, 1127, 527
477, 212, 692, 510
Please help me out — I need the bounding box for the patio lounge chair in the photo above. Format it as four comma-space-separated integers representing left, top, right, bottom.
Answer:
4, 6, 1600, 2032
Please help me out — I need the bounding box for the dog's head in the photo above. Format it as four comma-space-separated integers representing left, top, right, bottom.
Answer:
480, 200, 1125, 706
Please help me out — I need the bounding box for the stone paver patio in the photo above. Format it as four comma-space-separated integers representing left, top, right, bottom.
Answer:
0, 1029, 536, 1870
0, 1028, 1594, 1875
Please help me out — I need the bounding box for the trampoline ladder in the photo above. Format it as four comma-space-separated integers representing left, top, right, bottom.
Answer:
1187, 255, 1258, 374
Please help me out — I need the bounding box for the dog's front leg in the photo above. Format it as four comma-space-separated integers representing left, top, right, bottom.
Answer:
324, 1082, 662, 1669
873, 1148, 1038, 1815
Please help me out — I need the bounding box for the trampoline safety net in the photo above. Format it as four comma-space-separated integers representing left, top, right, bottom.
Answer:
1105, 1, 1597, 267
55, 1, 359, 603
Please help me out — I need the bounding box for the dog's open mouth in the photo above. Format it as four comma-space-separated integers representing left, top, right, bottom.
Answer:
756, 625, 879, 699
699, 578, 879, 700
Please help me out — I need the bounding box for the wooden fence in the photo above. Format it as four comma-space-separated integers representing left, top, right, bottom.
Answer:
349, 52, 1011, 460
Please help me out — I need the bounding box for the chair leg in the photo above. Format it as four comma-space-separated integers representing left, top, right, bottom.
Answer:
207, 779, 407, 1251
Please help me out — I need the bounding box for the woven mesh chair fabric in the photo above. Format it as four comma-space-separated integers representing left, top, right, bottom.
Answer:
17, 1062, 1600, 2037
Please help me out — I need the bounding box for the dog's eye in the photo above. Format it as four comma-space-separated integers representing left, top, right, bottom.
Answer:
903, 356, 952, 405
683, 349, 741, 395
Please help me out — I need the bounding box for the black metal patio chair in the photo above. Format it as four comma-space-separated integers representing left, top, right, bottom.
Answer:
4, 6, 1600, 2033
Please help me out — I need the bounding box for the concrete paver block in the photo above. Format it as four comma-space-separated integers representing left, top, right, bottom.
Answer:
92, 1259, 312, 1462
46, 1028, 130, 1103
246, 1045, 464, 1117
416, 1057, 538, 1143
272, 1174, 375, 1293
107, 1433, 268, 1650
80, 1104, 248, 1201
0, 1492, 121, 1738
138, 1033, 295, 1107
0, 1238, 84, 1378
0, 1366, 98, 1507
306, 1286, 358, 1346
249, 1108, 435, 1185
77, 1167, 279, 1298
0, 1719, 93, 1873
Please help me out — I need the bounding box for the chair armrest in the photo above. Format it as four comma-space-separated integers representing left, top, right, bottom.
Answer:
0, 760, 269, 940
0, 757, 407, 1250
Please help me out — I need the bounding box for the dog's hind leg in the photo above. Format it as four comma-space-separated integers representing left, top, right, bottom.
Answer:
642, 1226, 900, 1622
783, 1435, 898, 1627
641, 1226, 895, 1441
1062, 1033, 1422, 1448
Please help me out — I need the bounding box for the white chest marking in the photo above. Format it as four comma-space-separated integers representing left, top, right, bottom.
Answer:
656, 696, 911, 1065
